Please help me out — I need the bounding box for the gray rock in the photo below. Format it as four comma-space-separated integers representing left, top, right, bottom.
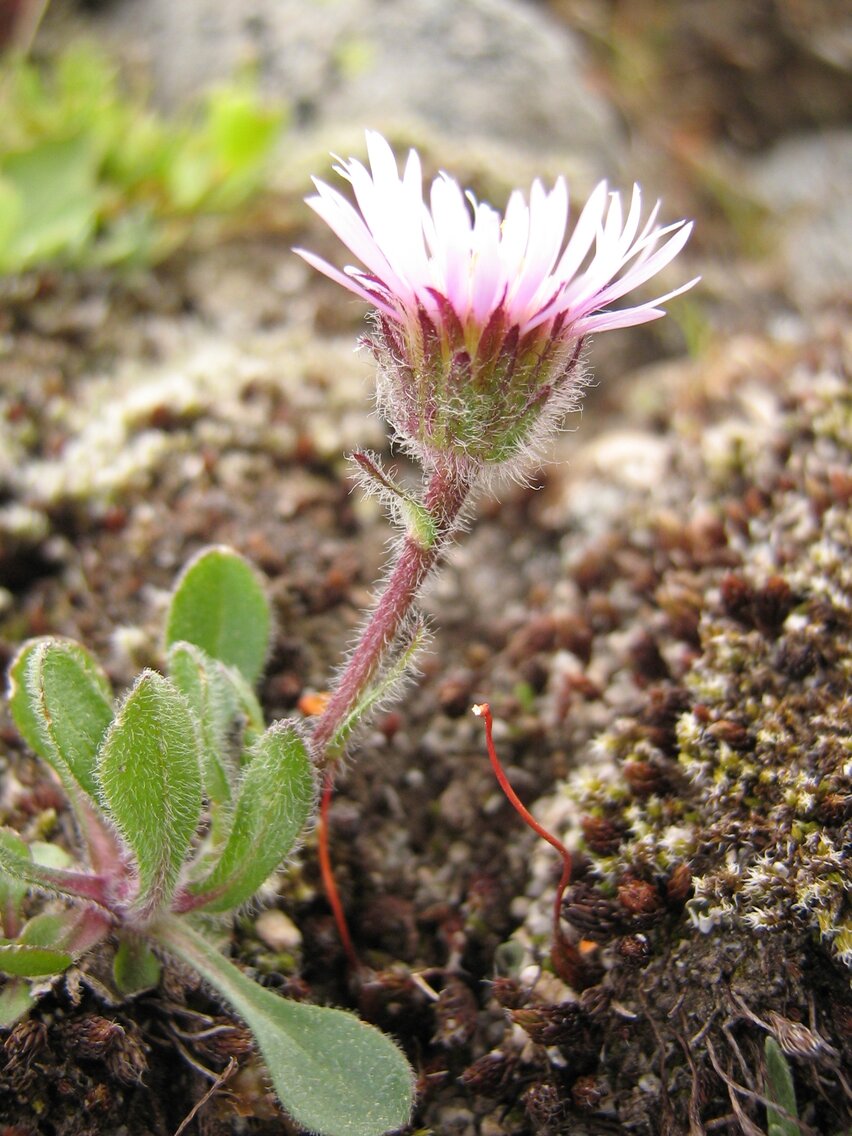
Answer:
746, 130, 852, 306
84, 0, 621, 173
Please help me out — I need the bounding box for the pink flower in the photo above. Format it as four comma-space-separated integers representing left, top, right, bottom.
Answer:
297, 131, 698, 467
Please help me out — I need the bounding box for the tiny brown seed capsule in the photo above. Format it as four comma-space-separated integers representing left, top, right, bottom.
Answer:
73, 1016, 125, 1060
524, 1080, 571, 1129
753, 576, 794, 634
666, 862, 694, 905
510, 1002, 592, 1048
571, 1073, 607, 1112
580, 815, 625, 856
460, 1050, 515, 1095
432, 977, 478, 1049
707, 718, 750, 749
616, 934, 650, 966
490, 976, 527, 1010
562, 883, 622, 940
720, 573, 754, 623
617, 878, 662, 916
622, 760, 666, 796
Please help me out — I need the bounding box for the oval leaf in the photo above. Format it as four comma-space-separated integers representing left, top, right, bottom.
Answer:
157, 918, 414, 1136
0, 942, 73, 978
8, 637, 113, 801
165, 547, 271, 686
167, 642, 266, 804
168, 642, 239, 807
113, 935, 162, 996
188, 720, 315, 913
97, 672, 202, 918
0, 980, 36, 1028
0, 830, 31, 923
0, 828, 110, 909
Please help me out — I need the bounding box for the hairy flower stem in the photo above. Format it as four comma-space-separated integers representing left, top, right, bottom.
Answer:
310, 459, 477, 765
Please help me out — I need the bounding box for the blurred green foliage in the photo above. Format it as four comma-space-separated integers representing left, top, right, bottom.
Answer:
0, 43, 287, 272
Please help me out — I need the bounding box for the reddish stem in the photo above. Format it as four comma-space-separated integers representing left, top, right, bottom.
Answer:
317, 770, 360, 972
310, 459, 474, 763
473, 703, 573, 950
310, 458, 475, 968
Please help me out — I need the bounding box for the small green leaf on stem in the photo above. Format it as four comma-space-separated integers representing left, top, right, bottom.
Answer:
352, 451, 438, 549
166, 547, 272, 686
97, 672, 202, 918
330, 619, 428, 754
155, 917, 414, 1136
186, 720, 314, 913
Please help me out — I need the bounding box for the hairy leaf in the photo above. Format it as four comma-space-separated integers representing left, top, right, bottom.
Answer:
155, 917, 414, 1136
0, 829, 110, 909
113, 935, 162, 995
165, 547, 271, 686
9, 637, 113, 802
330, 620, 427, 754
0, 942, 73, 977
96, 672, 202, 918
0, 980, 35, 1028
0, 830, 30, 932
188, 720, 315, 913
167, 642, 265, 805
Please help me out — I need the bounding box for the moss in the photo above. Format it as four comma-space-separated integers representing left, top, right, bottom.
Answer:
511, 321, 851, 1131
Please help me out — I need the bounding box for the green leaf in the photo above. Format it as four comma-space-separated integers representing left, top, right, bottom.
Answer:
0, 942, 73, 977
0, 135, 100, 270
0, 830, 31, 932
113, 936, 161, 996
330, 620, 427, 754
188, 720, 315, 913
168, 642, 238, 807
9, 637, 114, 803
765, 1036, 799, 1136
166, 548, 272, 687
19, 911, 77, 950
205, 86, 283, 172
0, 175, 23, 260
30, 842, 73, 871
155, 917, 414, 1136
0, 980, 35, 1028
96, 672, 202, 918
167, 642, 266, 804
0, 828, 110, 909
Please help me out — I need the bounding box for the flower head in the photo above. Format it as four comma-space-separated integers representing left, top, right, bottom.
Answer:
297, 131, 697, 468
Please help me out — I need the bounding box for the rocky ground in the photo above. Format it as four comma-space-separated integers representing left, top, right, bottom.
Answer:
0, 1, 850, 1134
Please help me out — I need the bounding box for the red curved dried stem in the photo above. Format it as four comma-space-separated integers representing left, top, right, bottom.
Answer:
317, 771, 360, 973
473, 703, 574, 962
